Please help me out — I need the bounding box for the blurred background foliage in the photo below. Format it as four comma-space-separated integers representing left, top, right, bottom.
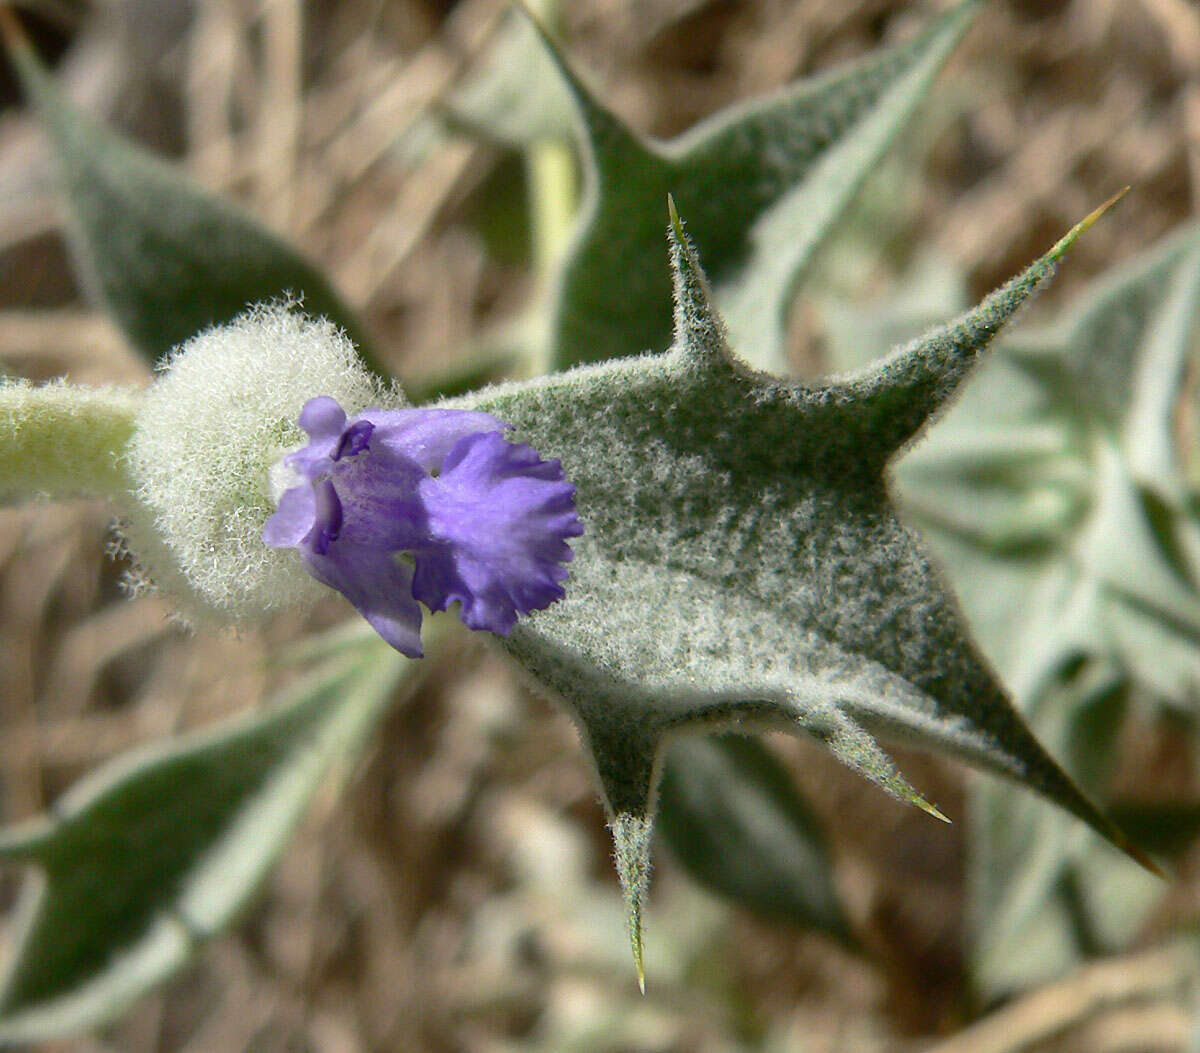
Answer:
0, 0, 1197, 1049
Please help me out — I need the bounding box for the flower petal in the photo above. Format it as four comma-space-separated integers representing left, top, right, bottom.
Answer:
362, 408, 508, 473
412, 431, 583, 634
286, 396, 353, 479
308, 478, 344, 555
264, 398, 581, 653
302, 544, 425, 657
262, 484, 316, 547
298, 395, 347, 439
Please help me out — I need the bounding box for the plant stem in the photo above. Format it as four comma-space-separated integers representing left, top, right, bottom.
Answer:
524, 0, 577, 376
529, 140, 576, 286
0, 381, 139, 500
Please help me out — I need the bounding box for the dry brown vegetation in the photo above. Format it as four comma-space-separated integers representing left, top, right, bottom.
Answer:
0, 1, 1196, 1049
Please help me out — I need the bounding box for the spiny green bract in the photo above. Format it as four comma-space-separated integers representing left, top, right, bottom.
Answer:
457, 206, 1151, 972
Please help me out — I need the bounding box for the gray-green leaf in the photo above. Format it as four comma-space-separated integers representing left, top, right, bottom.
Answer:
0, 631, 412, 1042
460, 203, 1151, 976
656, 735, 851, 943
898, 223, 1200, 707
444, 10, 577, 148
968, 663, 1163, 999
889, 226, 1200, 999
539, 0, 978, 372
7, 27, 380, 372
820, 251, 971, 373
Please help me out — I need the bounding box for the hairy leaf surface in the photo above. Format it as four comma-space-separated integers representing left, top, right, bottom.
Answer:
460, 208, 1149, 972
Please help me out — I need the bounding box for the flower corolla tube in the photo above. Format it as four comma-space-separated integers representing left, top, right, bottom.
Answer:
264, 396, 583, 656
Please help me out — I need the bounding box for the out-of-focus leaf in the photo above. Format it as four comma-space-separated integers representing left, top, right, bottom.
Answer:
900, 224, 1200, 709
5, 23, 381, 373
0, 632, 413, 1043
968, 663, 1163, 999
1106, 798, 1200, 857
444, 10, 577, 148
536, 0, 978, 372
656, 735, 851, 942
459, 203, 1151, 978
820, 251, 970, 372
895, 228, 1200, 1000
465, 152, 535, 267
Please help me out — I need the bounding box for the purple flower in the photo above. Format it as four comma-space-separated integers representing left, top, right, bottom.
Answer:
263, 396, 583, 656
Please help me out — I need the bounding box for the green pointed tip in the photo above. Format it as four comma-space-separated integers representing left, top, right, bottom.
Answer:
1065, 783, 1165, 878
920, 800, 953, 825
610, 810, 653, 994
1132, 847, 1166, 880
667, 193, 683, 239
632, 926, 646, 995
1048, 187, 1130, 263
625, 880, 646, 993
667, 196, 695, 267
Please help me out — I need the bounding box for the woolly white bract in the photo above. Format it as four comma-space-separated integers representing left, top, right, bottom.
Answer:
123, 304, 386, 624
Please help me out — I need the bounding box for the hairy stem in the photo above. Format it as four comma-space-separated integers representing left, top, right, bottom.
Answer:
0, 381, 139, 500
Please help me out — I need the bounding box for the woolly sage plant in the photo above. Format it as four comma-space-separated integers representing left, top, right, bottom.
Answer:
0, 1, 1192, 1040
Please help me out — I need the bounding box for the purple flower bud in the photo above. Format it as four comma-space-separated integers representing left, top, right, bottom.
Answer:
263, 397, 583, 656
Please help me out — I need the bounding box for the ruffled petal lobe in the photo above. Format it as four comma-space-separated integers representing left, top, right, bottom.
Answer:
413, 431, 583, 632
263, 397, 581, 655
